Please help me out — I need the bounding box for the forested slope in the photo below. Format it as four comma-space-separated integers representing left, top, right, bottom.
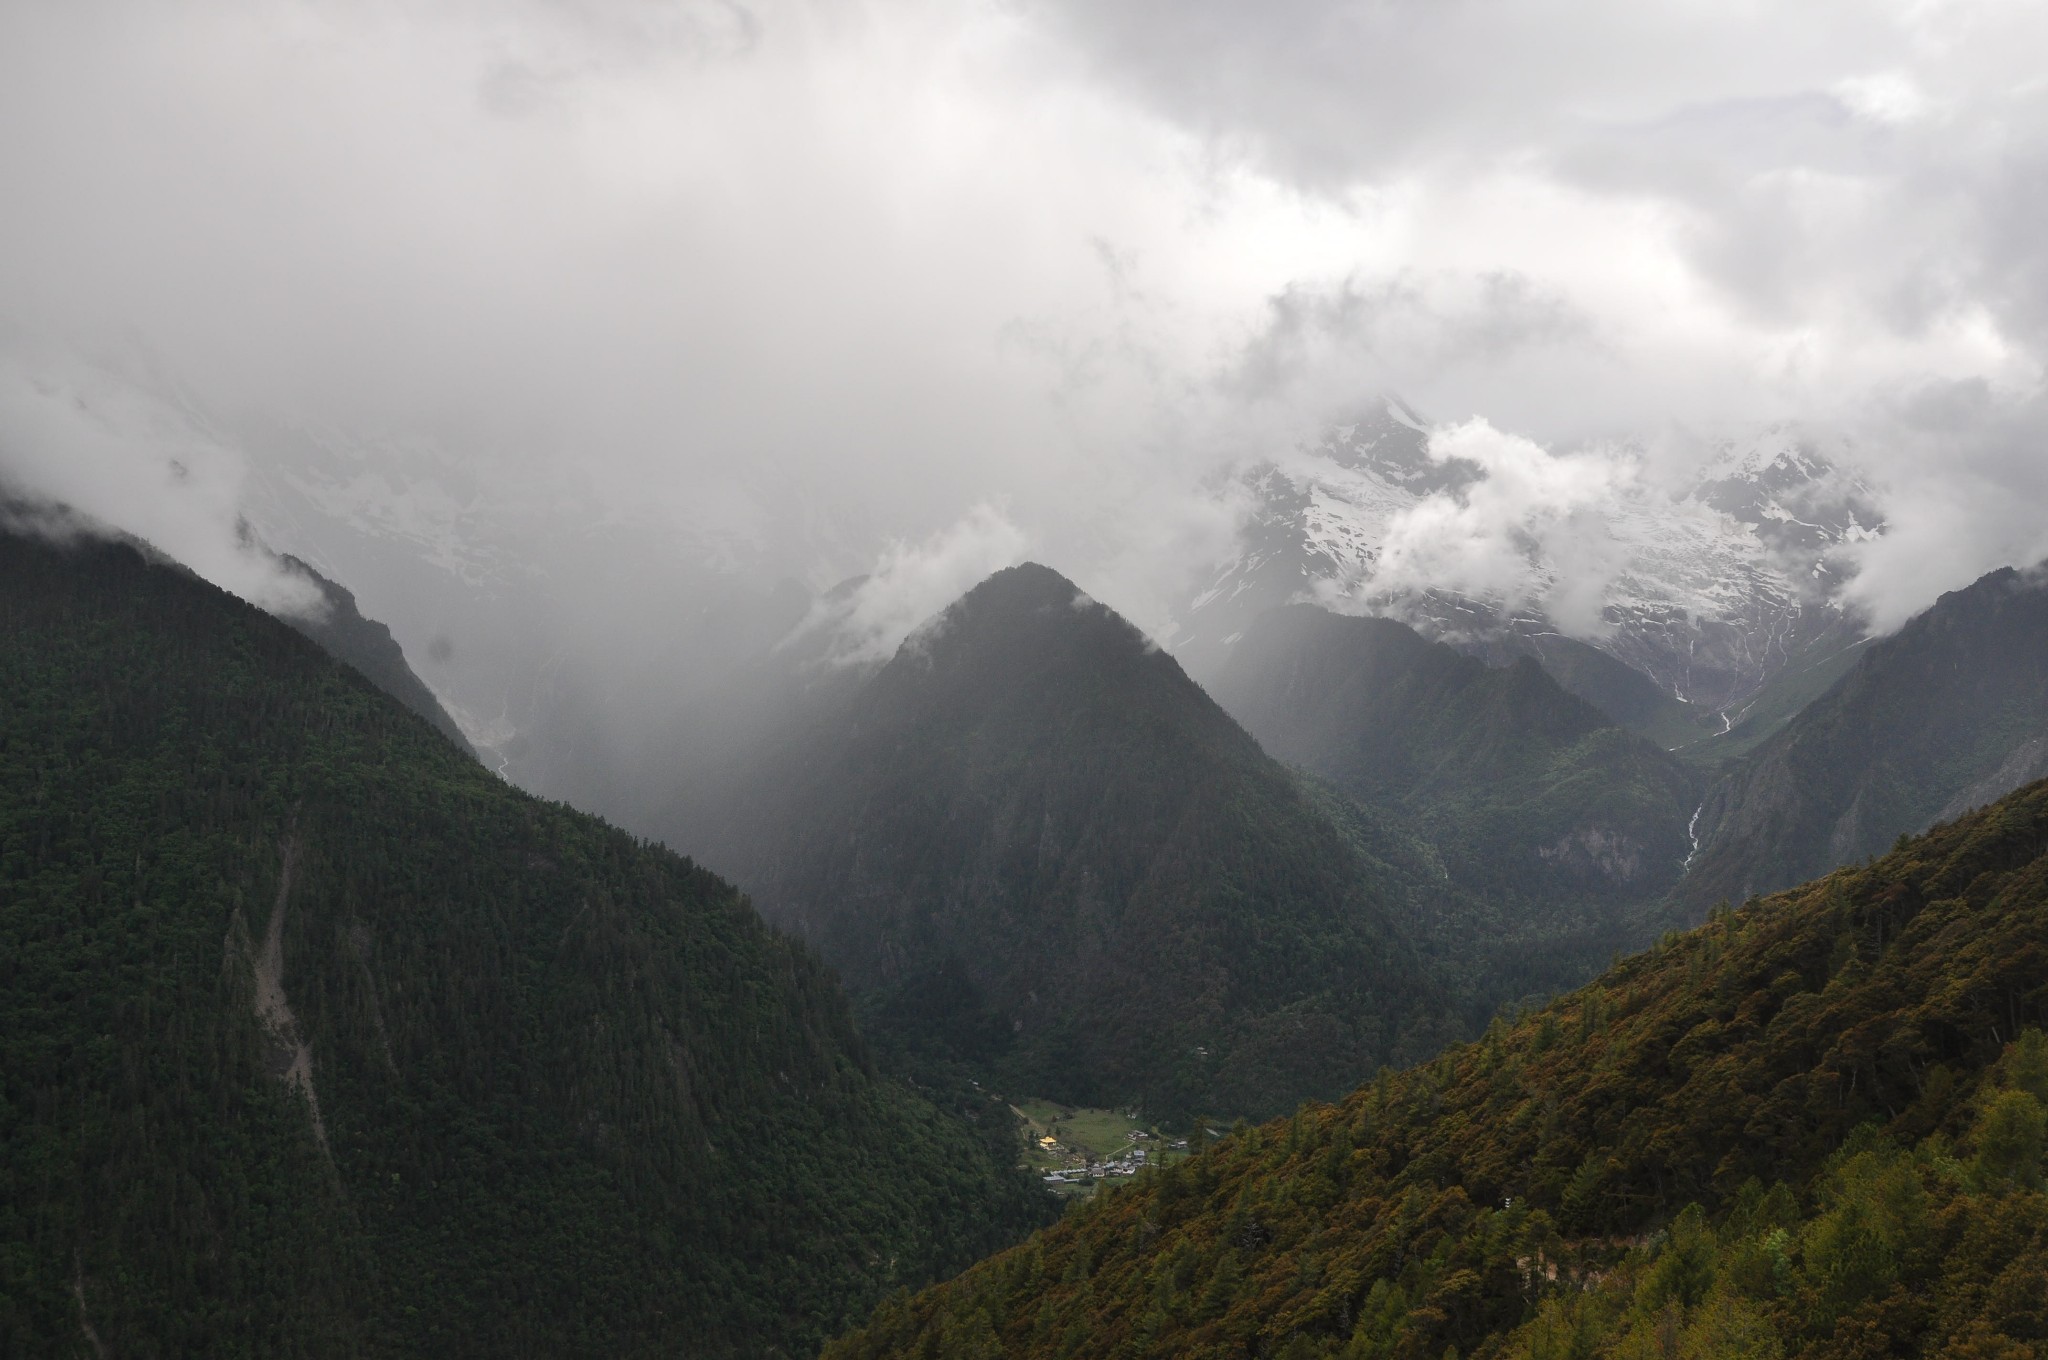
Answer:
694, 564, 1464, 1121
1211, 604, 1698, 922
278, 552, 475, 756
830, 776, 2048, 1359
0, 529, 1048, 1358
1682, 562, 2048, 913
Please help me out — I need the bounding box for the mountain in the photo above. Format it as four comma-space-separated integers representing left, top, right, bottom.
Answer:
0, 527, 1048, 1358
1679, 611, 1875, 762
1208, 604, 1700, 915
1449, 625, 1702, 749
1169, 405, 1883, 730
1681, 563, 2048, 913
827, 774, 2048, 1360
278, 552, 475, 755
684, 563, 1466, 1122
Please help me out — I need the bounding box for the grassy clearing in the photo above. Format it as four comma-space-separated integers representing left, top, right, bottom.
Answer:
1008, 1098, 1197, 1198
1011, 1099, 1149, 1160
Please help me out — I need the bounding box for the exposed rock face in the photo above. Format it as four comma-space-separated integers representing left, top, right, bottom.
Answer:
1538, 828, 1646, 886
247, 837, 329, 1159
1936, 736, 2048, 823
279, 556, 475, 757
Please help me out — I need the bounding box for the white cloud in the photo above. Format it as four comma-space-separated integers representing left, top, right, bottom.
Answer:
1367, 418, 1639, 635
0, 349, 323, 615
1839, 380, 2048, 631
1832, 72, 1936, 126
0, 0, 2044, 678
800, 502, 1028, 667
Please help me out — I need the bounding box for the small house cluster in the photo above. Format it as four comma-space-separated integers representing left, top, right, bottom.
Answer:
1040, 1129, 1163, 1185
1041, 1145, 1148, 1185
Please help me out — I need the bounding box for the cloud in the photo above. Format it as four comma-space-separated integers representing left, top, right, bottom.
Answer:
799, 502, 1028, 667
1362, 417, 1639, 635
1025, 0, 2048, 627
0, 0, 1357, 619
1839, 379, 2048, 631
0, 0, 2043, 721
0, 349, 324, 615
1217, 271, 1599, 431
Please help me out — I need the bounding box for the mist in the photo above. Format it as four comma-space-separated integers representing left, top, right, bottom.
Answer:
4, 0, 2046, 823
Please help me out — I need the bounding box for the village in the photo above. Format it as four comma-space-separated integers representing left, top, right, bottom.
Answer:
1009, 1098, 1195, 1197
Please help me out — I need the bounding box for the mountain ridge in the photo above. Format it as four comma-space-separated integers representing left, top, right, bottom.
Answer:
277, 552, 476, 756
683, 561, 1467, 1120
0, 526, 1048, 1357
1170, 406, 1883, 728
1680, 561, 2048, 912
1208, 603, 1701, 955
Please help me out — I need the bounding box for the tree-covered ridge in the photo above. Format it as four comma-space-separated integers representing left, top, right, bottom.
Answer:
277, 551, 476, 756
0, 529, 1048, 1358
701, 564, 1464, 1122
826, 775, 2048, 1359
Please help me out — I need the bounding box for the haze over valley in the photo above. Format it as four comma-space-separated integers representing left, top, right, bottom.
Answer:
8, 3, 2048, 1356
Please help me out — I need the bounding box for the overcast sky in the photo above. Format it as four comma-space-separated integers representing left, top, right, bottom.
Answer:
2, 0, 2046, 637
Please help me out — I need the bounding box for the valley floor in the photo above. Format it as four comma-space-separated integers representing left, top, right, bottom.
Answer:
1009, 1097, 1197, 1198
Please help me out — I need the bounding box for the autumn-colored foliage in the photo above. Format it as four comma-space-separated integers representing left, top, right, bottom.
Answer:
830, 777, 2048, 1358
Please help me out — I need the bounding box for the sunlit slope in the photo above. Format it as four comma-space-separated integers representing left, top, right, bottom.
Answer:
829, 776, 2048, 1359
0, 529, 1046, 1359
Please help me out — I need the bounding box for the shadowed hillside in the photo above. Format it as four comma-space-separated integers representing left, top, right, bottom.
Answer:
0, 528, 1049, 1358
1683, 562, 2048, 913
691, 564, 1467, 1121
1210, 604, 1699, 918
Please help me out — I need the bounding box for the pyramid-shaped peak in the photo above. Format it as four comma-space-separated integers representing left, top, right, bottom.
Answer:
906, 561, 1150, 656
953, 561, 1085, 610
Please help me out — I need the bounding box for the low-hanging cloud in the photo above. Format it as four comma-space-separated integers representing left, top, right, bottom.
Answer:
1350, 417, 1639, 636
797, 502, 1029, 668
1840, 380, 2048, 632
0, 350, 324, 615
0, 0, 2044, 703
0, 0, 1346, 630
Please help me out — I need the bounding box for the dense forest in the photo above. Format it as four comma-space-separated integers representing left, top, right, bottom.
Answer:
0, 528, 1050, 1358
828, 775, 2048, 1358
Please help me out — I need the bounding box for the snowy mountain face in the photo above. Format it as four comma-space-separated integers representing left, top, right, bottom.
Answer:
1168, 404, 1886, 724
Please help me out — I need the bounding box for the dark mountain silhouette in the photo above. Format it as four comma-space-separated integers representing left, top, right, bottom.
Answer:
0, 528, 1048, 1358
692, 564, 1465, 1120
1208, 604, 1700, 915
1681, 562, 2048, 912
278, 553, 475, 756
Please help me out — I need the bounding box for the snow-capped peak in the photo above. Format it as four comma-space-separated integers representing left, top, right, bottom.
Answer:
1171, 407, 1887, 715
